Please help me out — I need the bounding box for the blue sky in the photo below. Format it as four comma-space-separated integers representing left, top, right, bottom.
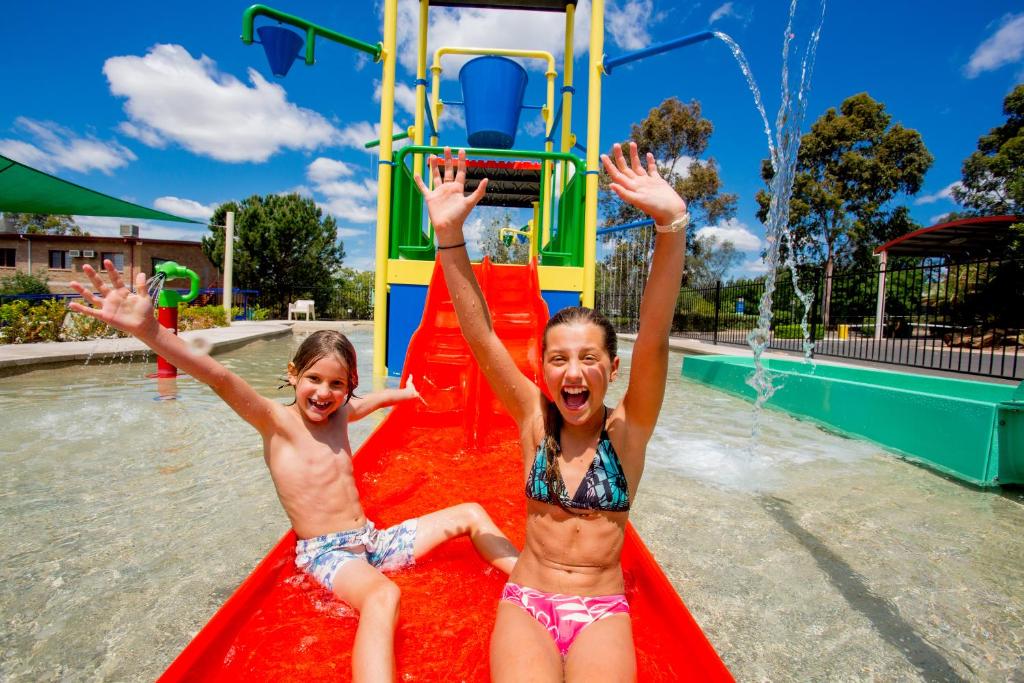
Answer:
2, 1, 1023, 274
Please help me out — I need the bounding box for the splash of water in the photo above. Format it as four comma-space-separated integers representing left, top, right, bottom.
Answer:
713, 0, 826, 424
145, 273, 167, 308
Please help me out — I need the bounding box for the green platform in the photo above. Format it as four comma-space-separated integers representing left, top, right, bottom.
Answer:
682, 356, 1024, 487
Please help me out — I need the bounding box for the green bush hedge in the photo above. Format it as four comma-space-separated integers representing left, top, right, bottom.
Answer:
178, 304, 228, 331
0, 299, 228, 344
773, 323, 824, 340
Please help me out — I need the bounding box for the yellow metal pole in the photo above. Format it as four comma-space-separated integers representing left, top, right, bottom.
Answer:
430, 61, 441, 148
413, 0, 429, 179
541, 68, 556, 244
560, 3, 576, 196
372, 0, 400, 379
582, 0, 604, 308
531, 201, 540, 258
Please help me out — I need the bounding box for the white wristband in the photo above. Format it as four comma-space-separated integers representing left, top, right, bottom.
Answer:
654, 212, 690, 233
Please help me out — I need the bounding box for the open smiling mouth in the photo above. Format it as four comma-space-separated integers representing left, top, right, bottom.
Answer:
561, 386, 589, 410
309, 399, 332, 411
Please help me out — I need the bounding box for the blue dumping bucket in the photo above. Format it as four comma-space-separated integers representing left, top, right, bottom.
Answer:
459, 56, 528, 149
257, 26, 304, 77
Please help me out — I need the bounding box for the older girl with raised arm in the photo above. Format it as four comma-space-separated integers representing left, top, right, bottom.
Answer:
414, 142, 687, 682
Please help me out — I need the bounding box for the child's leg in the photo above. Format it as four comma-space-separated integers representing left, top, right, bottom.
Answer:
413, 502, 519, 574
331, 559, 403, 683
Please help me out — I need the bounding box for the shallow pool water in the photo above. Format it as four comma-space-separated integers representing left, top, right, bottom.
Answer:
0, 332, 1021, 681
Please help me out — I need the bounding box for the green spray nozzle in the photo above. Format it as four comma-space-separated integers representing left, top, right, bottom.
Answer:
154, 261, 201, 308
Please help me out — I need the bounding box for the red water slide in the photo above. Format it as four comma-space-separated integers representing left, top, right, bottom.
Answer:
159, 259, 732, 682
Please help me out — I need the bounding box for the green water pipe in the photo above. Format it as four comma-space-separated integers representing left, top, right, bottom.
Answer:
155, 262, 200, 308
241, 4, 383, 64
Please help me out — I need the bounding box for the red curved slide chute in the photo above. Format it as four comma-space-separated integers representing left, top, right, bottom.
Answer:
159, 260, 732, 682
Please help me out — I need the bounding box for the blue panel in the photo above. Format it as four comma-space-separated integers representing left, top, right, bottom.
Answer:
541, 290, 580, 318
387, 284, 428, 377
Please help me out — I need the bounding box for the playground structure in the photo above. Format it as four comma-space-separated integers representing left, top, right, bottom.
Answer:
154, 1, 737, 680
244, 1, 716, 378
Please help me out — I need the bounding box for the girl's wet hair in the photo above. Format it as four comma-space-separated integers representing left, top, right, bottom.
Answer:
288, 330, 359, 402
542, 306, 617, 359
539, 306, 617, 503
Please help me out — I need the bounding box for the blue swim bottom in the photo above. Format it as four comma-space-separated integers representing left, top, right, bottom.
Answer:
294, 518, 418, 592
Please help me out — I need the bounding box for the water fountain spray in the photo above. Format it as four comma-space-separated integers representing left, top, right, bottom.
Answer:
148, 261, 201, 379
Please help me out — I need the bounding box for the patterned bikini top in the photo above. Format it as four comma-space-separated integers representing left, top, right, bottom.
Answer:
525, 407, 631, 513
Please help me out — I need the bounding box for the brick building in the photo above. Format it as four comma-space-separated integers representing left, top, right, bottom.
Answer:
0, 227, 219, 293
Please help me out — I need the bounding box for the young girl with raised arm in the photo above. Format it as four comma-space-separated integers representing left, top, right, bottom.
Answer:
414, 142, 687, 682
69, 265, 519, 683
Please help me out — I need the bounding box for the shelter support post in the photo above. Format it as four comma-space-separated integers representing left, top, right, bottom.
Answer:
874, 250, 887, 341
223, 211, 235, 322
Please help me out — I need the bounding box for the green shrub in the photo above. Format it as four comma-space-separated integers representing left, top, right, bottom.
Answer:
773, 323, 823, 340
249, 305, 271, 321
0, 270, 50, 296
178, 304, 228, 331
0, 299, 67, 343
64, 311, 127, 341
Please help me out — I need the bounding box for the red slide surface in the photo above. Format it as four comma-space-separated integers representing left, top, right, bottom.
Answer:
159, 260, 732, 682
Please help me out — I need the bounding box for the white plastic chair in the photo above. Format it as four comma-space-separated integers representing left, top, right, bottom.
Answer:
287, 299, 316, 321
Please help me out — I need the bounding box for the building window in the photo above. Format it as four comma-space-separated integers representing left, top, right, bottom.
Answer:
0, 248, 14, 267
151, 257, 172, 274
101, 252, 125, 271
49, 250, 71, 269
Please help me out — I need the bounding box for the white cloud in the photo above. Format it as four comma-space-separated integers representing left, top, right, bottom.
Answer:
606, 0, 655, 51
695, 218, 762, 252
737, 257, 769, 276
310, 175, 379, 224
153, 196, 218, 221
667, 155, 696, 178
929, 212, 953, 225
73, 215, 209, 242
914, 181, 960, 205
0, 117, 136, 175
964, 13, 1024, 78
709, 2, 736, 24
523, 117, 547, 138
307, 157, 356, 184
336, 227, 368, 238
103, 44, 341, 162
395, 0, 651, 78
374, 80, 420, 118
337, 121, 410, 151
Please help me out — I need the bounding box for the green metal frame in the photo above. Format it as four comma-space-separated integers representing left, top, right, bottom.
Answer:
241, 4, 382, 64
389, 145, 586, 264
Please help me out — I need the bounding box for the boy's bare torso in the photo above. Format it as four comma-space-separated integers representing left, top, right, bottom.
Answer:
262, 401, 367, 539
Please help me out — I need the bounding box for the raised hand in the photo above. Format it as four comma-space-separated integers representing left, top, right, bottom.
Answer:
601, 142, 688, 227
413, 147, 488, 244
68, 260, 160, 339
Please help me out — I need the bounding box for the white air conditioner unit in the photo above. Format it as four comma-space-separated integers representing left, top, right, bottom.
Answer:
68, 250, 81, 257
83, 250, 95, 258
120, 224, 140, 237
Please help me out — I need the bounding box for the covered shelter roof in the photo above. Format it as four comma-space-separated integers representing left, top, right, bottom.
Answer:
0, 154, 198, 224
874, 215, 1021, 259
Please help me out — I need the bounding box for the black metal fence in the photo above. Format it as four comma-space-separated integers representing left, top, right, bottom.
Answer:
250, 283, 374, 321
617, 256, 1024, 380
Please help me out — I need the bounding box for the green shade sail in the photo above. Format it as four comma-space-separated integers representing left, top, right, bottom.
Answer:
0, 154, 199, 224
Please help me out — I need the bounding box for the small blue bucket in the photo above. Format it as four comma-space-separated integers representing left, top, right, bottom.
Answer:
257, 26, 304, 77
459, 56, 528, 149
